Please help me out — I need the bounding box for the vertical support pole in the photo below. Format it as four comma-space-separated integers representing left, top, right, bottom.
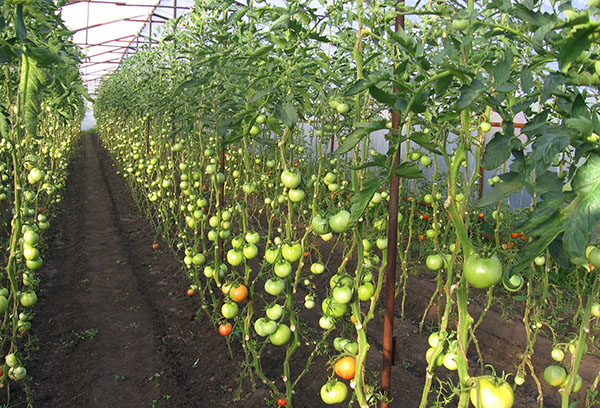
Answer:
381, 2, 404, 407
174, 0, 177, 19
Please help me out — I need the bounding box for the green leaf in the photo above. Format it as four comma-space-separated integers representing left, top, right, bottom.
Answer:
248, 87, 274, 103
456, 79, 486, 110
434, 74, 453, 96
565, 117, 592, 137
518, 192, 564, 232
520, 68, 534, 93
349, 155, 388, 170
369, 86, 396, 106
409, 132, 441, 155
343, 70, 391, 96
541, 73, 567, 103
482, 132, 512, 170
15, 5, 26, 41
333, 128, 368, 156
349, 178, 381, 227
275, 101, 298, 128
248, 45, 272, 60
561, 153, 600, 264
391, 162, 424, 179
493, 50, 512, 85
531, 129, 570, 171
476, 172, 525, 207
505, 214, 563, 277
559, 23, 600, 73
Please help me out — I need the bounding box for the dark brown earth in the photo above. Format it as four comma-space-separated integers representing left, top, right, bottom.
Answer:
7, 134, 598, 407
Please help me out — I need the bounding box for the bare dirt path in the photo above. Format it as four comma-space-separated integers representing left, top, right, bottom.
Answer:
22, 134, 255, 407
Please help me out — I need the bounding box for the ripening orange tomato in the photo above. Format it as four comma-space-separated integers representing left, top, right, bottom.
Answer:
187, 288, 195, 296
229, 284, 249, 303
334, 356, 356, 380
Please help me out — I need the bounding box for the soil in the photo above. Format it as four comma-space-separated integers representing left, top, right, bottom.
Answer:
7, 134, 599, 407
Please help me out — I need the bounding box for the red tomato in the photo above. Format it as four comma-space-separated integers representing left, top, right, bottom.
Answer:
219, 323, 232, 336
186, 288, 195, 296
277, 398, 286, 406
511, 232, 519, 239
152, 243, 159, 250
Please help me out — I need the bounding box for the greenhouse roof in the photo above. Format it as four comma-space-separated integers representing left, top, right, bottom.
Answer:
62, 0, 195, 96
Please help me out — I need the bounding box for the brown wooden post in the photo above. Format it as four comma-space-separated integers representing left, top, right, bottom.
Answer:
381, 2, 404, 407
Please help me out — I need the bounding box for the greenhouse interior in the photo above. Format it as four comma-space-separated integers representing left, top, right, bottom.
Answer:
0, 0, 599, 407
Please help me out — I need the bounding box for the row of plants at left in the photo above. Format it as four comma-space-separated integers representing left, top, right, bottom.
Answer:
0, 1, 86, 404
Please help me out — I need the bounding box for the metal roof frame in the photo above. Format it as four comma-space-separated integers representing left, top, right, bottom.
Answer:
63, 0, 193, 96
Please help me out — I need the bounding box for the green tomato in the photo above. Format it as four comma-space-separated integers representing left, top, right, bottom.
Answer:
567, 373, 583, 393
358, 282, 375, 301
409, 152, 421, 161
336, 103, 349, 114
288, 188, 305, 202
479, 122, 492, 132
591, 302, 600, 318
587, 246, 600, 268
344, 341, 358, 354
23, 230, 39, 245
242, 244, 259, 260
319, 315, 336, 329
425, 347, 444, 367
20, 291, 38, 307
428, 332, 443, 347
264, 247, 280, 264
266, 304, 284, 320
312, 214, 332, 235
320, 380, 348, 405
281, 243, 302, 262
249, 125, 260, 136
280, 170, 301, 189
551, 348, 565, 362
321, 297, 347, 318
332, 286, 353, 304
245, 231, 260, 244
426, 254, 444, 271
321, 232, 333, 242
503, 274, 524, 292
463, 254, 503, 289
264, 278, 285, 296
470, 376, 514, 408
221, 302, 239, 319
22, 245, 39, 261
544, 365, 567, 387
0, 295, 8, 314
227, 249, 244, 266
27, 168, 45, 184
256, 114, 266, 124
192, 253, 206, 266
329, 210, 351, 233
420, 155, 432, 166
310, 262, 325, 274
442, 353, 458, 371
534, 256, 546, 266
376, 237, 388, 250
452, 19, 469, 31
425, 229, 437, 239
424, 194, 434, 204
254, 317, 277, 337
9, 366, 27, 381
274, 261, 292, 278
269, 324, 291, 346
